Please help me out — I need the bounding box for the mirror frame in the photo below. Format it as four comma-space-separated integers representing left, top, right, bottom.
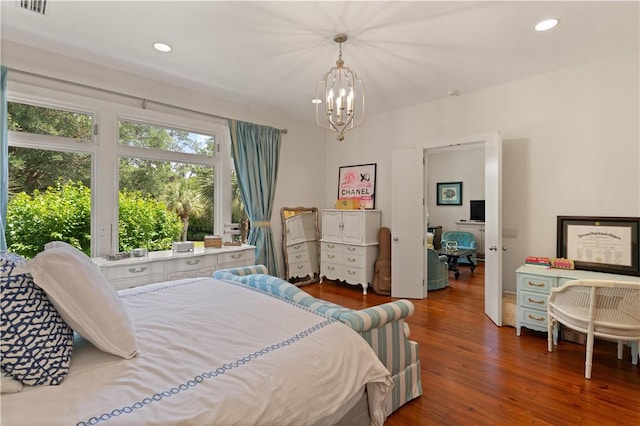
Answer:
280, 207, 320, 286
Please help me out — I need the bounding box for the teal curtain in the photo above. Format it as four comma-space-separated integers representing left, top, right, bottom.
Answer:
229, 120, 281, 276
1, 66, 7, 251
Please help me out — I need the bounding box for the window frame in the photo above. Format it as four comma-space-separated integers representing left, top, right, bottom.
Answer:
6, 80, 232, 257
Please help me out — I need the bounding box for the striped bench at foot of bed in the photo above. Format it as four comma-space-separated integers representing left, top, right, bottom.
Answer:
213, 265, 422, 415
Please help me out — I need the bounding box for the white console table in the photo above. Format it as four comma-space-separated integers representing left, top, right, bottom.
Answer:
93, 245, 256, 290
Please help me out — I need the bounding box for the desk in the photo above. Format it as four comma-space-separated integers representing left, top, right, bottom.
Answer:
436, 248, 476, 280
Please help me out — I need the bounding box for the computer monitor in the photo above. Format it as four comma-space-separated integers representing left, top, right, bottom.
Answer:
470, 200, 485, 221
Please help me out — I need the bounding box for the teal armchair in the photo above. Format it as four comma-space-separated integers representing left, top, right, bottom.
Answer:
427, 247, 449, 290
441, 231, 477, 265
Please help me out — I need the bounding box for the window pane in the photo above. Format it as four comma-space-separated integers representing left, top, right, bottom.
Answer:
118, 120, 215, 156
7, 147, 92, 258
118, 158, 214, 251
8, 101, 93, 141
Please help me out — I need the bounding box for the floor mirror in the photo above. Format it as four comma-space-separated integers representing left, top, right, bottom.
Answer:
280, 207, 320, 286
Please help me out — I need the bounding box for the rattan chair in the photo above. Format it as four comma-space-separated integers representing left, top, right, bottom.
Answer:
547, 279, 640, 379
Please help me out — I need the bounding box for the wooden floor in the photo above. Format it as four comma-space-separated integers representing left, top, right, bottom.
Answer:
303, 264, 640, 426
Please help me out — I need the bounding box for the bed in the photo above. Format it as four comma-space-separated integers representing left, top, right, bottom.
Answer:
1, 246, 421, 425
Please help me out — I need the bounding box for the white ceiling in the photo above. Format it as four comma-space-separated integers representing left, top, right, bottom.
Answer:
1, 1, 638, 123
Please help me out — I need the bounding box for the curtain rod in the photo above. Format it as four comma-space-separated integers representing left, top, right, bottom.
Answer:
7, 67, 288, 134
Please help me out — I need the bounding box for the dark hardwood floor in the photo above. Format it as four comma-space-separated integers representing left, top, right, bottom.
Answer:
303, 264, 640, 425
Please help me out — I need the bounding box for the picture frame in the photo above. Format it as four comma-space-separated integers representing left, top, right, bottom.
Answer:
557, 216, 639, 276
436, 182, 462, 206
337, 163, 376, 209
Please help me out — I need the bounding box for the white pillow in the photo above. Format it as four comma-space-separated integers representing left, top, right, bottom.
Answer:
18, 246, 138, 359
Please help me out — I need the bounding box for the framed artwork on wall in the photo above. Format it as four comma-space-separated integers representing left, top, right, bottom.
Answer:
436, 182, 462, 206
557, 216, 639, 276
337, 163, 376, 209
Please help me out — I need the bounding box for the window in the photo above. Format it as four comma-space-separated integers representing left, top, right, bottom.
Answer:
6, 101, 94, 258
6, 82, 232, 258
117, 119, 217, 252
8, 101, 93, 141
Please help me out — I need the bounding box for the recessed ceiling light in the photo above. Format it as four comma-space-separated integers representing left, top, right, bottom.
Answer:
153, 42, 172, 53
311, 98, 322, 104
535, 18, 559, 32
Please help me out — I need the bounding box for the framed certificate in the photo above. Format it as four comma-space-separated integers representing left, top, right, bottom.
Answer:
557, 216, 639, 276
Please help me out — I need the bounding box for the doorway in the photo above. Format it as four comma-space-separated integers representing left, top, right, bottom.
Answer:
391, 132, 503, 326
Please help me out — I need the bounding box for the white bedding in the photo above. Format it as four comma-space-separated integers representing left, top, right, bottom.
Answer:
1, 277, 392, 425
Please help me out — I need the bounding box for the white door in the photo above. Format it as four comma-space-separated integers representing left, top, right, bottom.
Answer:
484, 132, 503, 326
321, 210, 342, 241
391, 149, 426, 299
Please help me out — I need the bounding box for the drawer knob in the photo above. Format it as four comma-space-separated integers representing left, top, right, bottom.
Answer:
528, 297, 545, 305
296, 254, 302, 259
186, 260, 200, 265
347, 270, 356, 275
527, 281, 545, 288
347, 258, 356, 263
231, 254, 242, 259
327, 266, 335, 271
328, 254, 335, 259
347, 247, 356, 252
328, 244, 335, 248
128, 266, 147, 274
294, 245, 301, 249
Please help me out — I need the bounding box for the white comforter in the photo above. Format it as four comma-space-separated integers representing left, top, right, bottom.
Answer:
2, 277, 392, 425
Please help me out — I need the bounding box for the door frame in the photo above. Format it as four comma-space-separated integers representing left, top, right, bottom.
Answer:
422, 132, 502, 323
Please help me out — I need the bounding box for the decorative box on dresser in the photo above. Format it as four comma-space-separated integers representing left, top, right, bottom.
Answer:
320, 209, 381, 295
93, 245, 256, 290
515, 265, 639, 343
284, 211, 319, 282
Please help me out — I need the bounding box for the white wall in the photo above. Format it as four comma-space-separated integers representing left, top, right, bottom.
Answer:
325, 51, 640, 292
2, 40, 327, 278
5, 41, 638, 287
426, 146, 485, 232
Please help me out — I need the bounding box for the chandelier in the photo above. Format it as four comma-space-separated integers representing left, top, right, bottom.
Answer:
315, 34, 365, 141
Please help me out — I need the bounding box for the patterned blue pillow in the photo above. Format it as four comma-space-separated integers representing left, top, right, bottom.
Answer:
0, 252, 73, 385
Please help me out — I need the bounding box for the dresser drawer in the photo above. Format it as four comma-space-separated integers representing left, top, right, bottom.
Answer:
344, 253, 366, 268
167, 255, 217, 273
519, 307, 548, 328
167, 266, 216, 281
321, 262, 343, 278
518, 273, 555, 294
288, 241, 312, 254
287, 241, 317, 258
103, 261, 164, 281
218, 249, 252, 266
289, 260, 315, 277
321, 241, 342, 252
321, 248, 343, 263
343, 266, 367, 283
343, 245, 366, 256
519, 290, 549, 310
111, 273, 165, 290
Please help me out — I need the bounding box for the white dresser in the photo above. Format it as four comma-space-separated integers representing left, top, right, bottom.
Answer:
515, 265, 639, 341
320, 209, 381, 295
284, 211, 319, 281
93, 245, 256, 290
